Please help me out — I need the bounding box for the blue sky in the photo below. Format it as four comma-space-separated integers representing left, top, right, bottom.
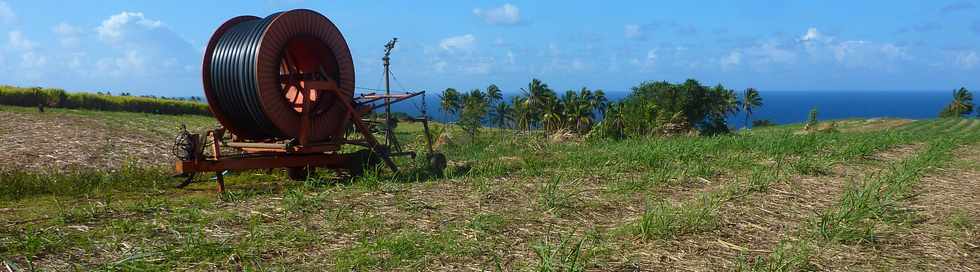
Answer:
1, 1, 978, 97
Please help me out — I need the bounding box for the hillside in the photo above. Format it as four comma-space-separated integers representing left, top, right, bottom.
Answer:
1, 105, 978, 271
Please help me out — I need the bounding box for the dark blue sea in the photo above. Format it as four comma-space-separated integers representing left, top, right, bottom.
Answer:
724, 90, 954, 126
382, 90, 957, 126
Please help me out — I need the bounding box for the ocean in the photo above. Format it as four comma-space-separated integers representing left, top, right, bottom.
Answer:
383, 90, 959, 126
727, 90, 955, 126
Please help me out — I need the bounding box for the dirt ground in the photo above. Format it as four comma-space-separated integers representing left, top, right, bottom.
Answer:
0, 110, 193, 171
854, 145, 980, 270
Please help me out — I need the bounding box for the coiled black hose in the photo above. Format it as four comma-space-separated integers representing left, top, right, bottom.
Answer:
208, 13, 282, 138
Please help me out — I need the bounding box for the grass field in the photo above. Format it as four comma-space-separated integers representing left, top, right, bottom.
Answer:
1, 106, 978, 271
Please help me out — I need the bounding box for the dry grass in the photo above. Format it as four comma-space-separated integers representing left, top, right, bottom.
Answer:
607, 144, 927, 270
838, 118, 914, 133
2, 110, 979, 271
0, 107, 214, 171
814, 144, 980, 271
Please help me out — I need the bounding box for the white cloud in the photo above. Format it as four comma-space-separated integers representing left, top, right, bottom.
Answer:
714, 27, 922, 73
941, 1, 976, 13
956, 51, 978, 69
52, 22, 83, 47
629, 48, 658, 70
529, 42, 597, 74
96, 50, 147, 76
66, 53, 85, 70
439, 34, 476, 53
5, 31, 46, 80
96, 11, 162, 43
879, 43, 908, 59
718, 40, 798, 70
789, 27, 909, 69
800, 27, 822, 42
87, 11, 197, 78
0, 1, 14, 24
0, 10, 198, 95
624, 24, 642, 39
832, 40, 870, 63
8, 31, 35, 51
430, 34, 496, 75
829, 40, 909, 68
473, 3, 521, 25
752, 42, 798, 65
720, 51, 742, 70
799, 27, 835, 56
463, 58, 493, 74
20, 51, 47, 69
646, 49, 658, 63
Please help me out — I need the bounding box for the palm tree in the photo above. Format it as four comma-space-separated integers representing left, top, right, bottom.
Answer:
467, 89, 487, 105
577, 87, 593, 102
511, 96, 532, 131
725, 89, 741, 116
953, 87, 975, 115
600, 102, 627, 139
593, 89, 609, 117
464, 89, 488, 123
710, 85, 740, 118
541, 95, 563, 131
486, 84, 503, 106
439, 88, 460, 121
520, 78, 553, 129
491, 102, 514, 128
561, 90, 579, 131
457, 90, 490, 137
698, 85, 740, 134
940, 87, 974, 117
741, 88, 763, 129
562, 88, 597, 133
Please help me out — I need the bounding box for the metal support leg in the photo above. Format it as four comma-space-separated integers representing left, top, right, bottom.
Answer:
210, 130, 225, 193
215, 172, 225, 193
322, 87, 400, 173
176, 173, 195, 188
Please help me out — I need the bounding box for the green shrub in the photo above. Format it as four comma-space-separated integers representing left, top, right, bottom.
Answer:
752, 119, 775, 127
804, 108, 818, 130
603, 79, 742, 138
633, 195, 721, 239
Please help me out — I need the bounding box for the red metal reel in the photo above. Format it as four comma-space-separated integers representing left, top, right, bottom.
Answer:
279, 36, 339, 113
256, 9, 355, 143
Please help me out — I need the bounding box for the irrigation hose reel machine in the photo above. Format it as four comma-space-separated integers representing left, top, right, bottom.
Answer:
173, 9, 446, 191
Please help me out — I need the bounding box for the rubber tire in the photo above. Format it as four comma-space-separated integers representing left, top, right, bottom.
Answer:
427, 153, 447, 177
346, 149, 381, 176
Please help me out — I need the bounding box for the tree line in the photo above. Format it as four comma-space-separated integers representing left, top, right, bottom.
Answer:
440, 78, 765, 139
440, 80, 610, 137
0, 85, 211, 116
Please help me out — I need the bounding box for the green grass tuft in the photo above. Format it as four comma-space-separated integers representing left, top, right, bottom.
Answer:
632, 194, 721, 240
